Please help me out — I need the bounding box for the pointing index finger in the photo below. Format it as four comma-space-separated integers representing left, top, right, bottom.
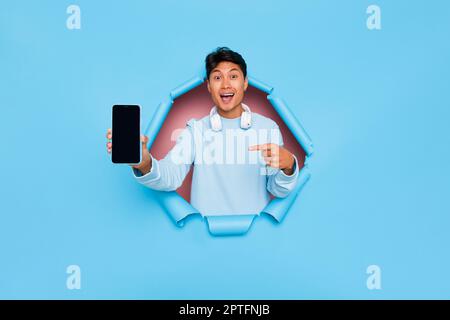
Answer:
248, 143, 271, 151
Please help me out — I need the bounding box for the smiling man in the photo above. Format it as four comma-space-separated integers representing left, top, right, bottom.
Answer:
106, 47, 300, 216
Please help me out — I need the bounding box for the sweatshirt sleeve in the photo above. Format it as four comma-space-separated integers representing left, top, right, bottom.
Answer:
266, 124, 300, 198
131, 120, 195, 192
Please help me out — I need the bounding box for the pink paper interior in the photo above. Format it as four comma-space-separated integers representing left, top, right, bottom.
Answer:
149, 83, 306, 203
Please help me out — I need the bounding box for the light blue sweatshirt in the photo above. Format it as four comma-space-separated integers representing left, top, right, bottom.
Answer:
132, 112, 299, 216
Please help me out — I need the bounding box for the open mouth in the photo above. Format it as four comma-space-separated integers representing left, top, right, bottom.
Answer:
220, 93, 235, 104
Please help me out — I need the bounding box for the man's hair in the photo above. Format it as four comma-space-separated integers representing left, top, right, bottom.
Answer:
205, 47, 247, 80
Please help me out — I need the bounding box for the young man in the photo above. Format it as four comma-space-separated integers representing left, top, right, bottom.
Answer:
106, 47, 300, 216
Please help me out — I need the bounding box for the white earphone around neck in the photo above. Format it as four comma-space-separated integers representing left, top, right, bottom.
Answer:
209, 103, 252, 132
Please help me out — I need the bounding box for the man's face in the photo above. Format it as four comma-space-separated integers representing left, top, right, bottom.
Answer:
207, 61, 248, 113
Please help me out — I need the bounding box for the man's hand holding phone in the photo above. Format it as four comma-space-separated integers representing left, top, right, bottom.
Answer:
106, 128, 153, 175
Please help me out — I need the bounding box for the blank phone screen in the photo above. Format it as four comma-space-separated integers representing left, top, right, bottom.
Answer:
112, 105, 140, 164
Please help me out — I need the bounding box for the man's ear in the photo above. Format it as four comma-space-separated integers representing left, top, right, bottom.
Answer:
244, 76, 249, 91
206, 79, 211, 93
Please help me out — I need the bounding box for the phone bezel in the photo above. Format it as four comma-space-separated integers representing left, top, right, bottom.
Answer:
111, 104, 142, 165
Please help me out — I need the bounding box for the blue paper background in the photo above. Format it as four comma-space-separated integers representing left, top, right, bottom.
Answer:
1, 0, 449, 299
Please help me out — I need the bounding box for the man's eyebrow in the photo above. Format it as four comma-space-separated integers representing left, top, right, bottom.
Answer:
211, 68, 240, 73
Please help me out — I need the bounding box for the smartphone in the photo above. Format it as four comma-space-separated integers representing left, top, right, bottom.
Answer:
111, 104, 141, 164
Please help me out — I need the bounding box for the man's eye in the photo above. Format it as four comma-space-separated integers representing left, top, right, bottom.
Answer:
231, 74, 238, 79
214, 75, 221, 80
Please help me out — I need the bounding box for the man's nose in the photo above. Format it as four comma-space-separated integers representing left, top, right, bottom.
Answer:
221, 78, 231, 89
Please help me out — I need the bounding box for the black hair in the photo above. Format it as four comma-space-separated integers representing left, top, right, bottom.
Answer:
205, 47, 247, 80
